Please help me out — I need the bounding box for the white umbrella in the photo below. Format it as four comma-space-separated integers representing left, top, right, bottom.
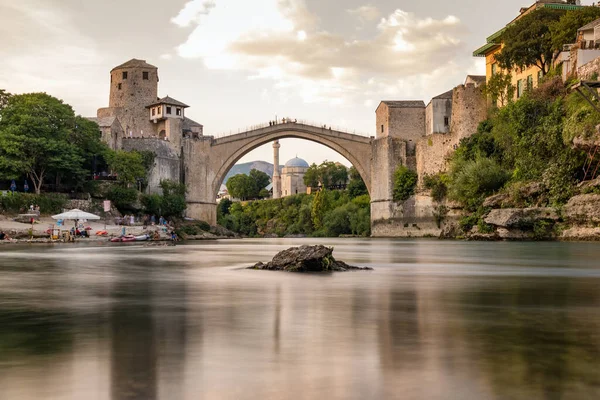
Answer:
52, 209, 101, 221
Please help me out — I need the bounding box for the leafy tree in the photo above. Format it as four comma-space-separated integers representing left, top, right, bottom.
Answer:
108, 186, 139, 213
303, 163, 320, 187
0, 89, 11, 112
0, 93, 84, 194
226, 173, 254, 200
393, 166, 418, 202
485, 72, 515, 107
217, 198, 233, 220
159, 180, 187, 218
347, 166, 368, 198
226, 169, 271, 200
105, 150, 146, 185
496, 8, 565, 75
311, 189, 329, 229
303, 161, 348, 189
249, 169, 270, 195
550, 7, 600, 52
141, 194, 163, 216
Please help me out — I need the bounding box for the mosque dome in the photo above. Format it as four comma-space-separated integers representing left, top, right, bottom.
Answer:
284, 157, 309, 168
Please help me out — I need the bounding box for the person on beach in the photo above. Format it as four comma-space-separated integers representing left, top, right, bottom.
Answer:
170, 230, 177, 242
0, 231, 9, 240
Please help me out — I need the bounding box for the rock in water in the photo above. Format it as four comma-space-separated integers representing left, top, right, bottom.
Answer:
249, 245, 372, 272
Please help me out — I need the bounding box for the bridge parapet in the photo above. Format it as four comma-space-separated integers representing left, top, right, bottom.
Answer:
212, 121, 372, 144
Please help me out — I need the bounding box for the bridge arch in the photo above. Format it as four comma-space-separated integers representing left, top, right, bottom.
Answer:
211, 126, 373, 200
182, 122, 373, 225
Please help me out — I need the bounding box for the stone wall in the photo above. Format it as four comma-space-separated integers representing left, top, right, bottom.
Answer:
371, 195, 463, 237
376, 102, 426, 154
449, 84, 487, 141
370, 137, 406, 223
416, 134, 459, 184
123, 138, 181, 195
416, 83, 487, 182
577, 56, 600, 80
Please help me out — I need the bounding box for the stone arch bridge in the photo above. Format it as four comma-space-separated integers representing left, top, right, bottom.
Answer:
182, 122, 405, 226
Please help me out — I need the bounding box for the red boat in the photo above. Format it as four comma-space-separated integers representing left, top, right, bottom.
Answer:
110, 235, 137, 243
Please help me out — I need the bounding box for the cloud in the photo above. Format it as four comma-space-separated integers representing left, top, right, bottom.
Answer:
347, 5, 381, 23
0, 1, 104, 115
171, 0, 477, 105
171, 0, 216, 27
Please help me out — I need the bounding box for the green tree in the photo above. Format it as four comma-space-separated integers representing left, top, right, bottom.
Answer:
496, 8, 565, 75
485, 72, 515, 107
0, 93, 84, 194
0, 89, 11, 112
249, 169, 270, 196
550, 7, 600, 53
303, 163, 320, 187
105, 150, 146, 185
311, 189, 329, 229
347, 166, 368, 198
226, 173, 254, 200
393, 166, 418, 202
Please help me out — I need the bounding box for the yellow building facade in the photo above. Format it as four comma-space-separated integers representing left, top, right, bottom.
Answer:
474, 1, 584, 100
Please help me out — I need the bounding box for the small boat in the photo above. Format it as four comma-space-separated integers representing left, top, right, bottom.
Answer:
110, 235, 137, 243
134, 234, 150, 242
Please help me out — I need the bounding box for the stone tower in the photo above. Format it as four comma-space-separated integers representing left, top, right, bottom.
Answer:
272, 140, 282, 199
105, 59, 159, 138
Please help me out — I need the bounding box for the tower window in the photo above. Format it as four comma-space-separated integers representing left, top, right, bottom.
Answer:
176, 108, 182, 116
166, 106, 172, 114
122, 71, 128, 80
118, 83, 122, 90
143, 72, 149, 80
381, 124, 384, 133
152, 108, 156, 116
444, 117, 449, 126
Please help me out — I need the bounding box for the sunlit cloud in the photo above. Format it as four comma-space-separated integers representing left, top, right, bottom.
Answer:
169, 0, 476, 105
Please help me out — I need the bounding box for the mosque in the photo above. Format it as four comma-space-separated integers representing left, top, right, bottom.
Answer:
271, 140, 309, 198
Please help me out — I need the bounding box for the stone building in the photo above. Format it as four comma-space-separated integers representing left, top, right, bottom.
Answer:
281, 157, 309, 197
425, 90, 453, 136
371, 75, 487, 237
473, 1, 585, 100
89, 58, 204, 194
90, 58, 203, 150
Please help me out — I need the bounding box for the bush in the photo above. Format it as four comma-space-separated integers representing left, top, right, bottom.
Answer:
0, 193, 67, 214
449, 158, 510, 211
140, 194, 162, 216
393, 166, 418, 202
107, 186, 139, 213
423, 174, 449, 202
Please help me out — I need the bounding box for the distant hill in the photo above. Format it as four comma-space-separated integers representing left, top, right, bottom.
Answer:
223, 161, 282, 184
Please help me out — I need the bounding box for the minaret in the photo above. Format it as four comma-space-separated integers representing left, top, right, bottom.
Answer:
272, 140, 282, 199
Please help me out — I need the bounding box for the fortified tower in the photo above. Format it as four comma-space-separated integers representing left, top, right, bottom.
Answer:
272, 140, 282, 199
99, 59, 159, 138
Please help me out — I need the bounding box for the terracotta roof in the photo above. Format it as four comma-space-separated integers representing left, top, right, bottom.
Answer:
111, 59, 157, 72
380, 100, 425, 108
146, 96, 190, 108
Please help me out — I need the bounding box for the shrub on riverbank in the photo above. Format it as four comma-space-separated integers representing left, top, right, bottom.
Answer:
0, 193, 67, 215
217, 191, 371, 238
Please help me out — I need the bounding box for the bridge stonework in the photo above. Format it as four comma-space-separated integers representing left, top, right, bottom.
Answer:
182, 123, 377, 225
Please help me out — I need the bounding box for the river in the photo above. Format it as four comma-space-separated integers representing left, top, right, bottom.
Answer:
0, 239, 599, 399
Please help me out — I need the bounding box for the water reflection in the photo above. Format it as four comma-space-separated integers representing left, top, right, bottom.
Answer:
0, 240, 599, 399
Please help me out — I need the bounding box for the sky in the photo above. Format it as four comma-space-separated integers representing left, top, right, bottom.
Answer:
0, 0, 594, 166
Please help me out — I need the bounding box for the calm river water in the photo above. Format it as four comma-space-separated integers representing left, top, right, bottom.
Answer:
0, 239, 599, 400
